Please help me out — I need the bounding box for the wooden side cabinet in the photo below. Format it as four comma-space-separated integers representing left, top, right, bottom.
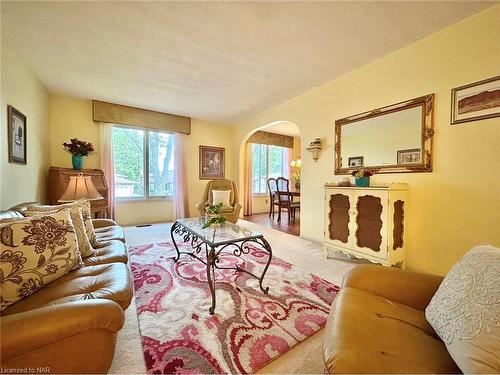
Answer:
48, 167, 110, 218
324, 184, 407, 267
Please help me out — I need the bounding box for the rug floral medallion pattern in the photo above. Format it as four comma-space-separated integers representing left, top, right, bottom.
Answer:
129, 240, 339, 374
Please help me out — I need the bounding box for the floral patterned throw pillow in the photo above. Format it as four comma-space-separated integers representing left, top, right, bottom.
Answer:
0, 209, 82, 311
425, 245, 500, 373
25, 201, 95, 257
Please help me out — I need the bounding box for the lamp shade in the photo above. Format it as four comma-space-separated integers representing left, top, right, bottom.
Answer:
59, 173, 103, 202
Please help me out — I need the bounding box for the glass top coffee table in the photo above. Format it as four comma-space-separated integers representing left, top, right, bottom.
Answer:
170, 217, 273, 314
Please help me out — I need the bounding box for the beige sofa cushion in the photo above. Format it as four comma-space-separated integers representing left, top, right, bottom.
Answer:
25, 202, 95, 257
0, 210, 82, 311
426, 245, 500, 374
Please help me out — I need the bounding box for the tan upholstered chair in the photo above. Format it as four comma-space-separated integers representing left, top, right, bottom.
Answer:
195, 179, 242, 223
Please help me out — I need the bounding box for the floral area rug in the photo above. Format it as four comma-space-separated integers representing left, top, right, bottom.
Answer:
129, 240, 339, 374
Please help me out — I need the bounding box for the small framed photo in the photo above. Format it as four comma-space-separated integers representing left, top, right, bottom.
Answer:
7, 105, 27, 164
199, 145, 225, 180
397, 149, 421, 165
348, 156, 364, 167
451, 75, 500, 125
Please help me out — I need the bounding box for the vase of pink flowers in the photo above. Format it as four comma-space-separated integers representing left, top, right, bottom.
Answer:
63, 138, 94, 170
351, 169, 373, 187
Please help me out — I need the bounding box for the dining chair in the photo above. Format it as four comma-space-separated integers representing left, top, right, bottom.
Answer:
276, 177, 300, 223
266, 178, 279, 218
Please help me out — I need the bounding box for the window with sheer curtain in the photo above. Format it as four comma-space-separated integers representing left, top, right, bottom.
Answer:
112, 125, 175, 199
251, 143, 287, 194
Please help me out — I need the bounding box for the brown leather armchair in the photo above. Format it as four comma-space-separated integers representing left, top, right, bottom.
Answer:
195, 179, 242, 223
322, 265, 460, 374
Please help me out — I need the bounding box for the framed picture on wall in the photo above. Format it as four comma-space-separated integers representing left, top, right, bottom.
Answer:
348, 156, 364, 167
199, 145, 225, 180
451, 75, 500, 125
397, 148, 421, 165
7, 105, 27, 164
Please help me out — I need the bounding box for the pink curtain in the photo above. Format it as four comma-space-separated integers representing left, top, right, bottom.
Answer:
173, 133, 189, 219
284, 148, 292, 180
99, 123, 115, 219
243, 143, 253, 216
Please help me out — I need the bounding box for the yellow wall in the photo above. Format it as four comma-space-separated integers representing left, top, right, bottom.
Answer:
48, 95, 235, 226
1, 34, 50, 208
50, 96, 100, 169
234, 5, 500, 275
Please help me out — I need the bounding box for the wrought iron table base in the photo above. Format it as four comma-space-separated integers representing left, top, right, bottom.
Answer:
170, 221, 272, 315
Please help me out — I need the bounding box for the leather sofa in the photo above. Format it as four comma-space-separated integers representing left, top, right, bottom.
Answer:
0, 203, 132, 374
322, 265, 460, 373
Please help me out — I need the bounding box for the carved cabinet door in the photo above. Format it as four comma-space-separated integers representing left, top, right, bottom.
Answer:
326, 191, 353, 248
352, 191, 388, 258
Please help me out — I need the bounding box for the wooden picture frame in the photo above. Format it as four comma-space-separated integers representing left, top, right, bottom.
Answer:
348, 156, 364, 167
199, 145, 225, 180
7, 105, 27, 164
397, 148, 421, 165
451, 75, 500, 125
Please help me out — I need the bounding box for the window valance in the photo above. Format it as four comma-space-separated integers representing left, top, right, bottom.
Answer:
92, 100, 191, 135
247, 131, 294, 148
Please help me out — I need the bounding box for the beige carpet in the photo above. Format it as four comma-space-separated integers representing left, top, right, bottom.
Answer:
109, 220, 356, 374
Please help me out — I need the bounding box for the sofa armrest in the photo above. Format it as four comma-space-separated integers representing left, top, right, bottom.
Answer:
342, 265, 444, 310
1, 299, 124, 361
92, 218, 118, 228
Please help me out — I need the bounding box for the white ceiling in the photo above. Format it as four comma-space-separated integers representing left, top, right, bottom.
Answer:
1, 1, 494, 123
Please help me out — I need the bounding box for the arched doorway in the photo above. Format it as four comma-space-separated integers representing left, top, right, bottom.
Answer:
238, 121, 302, 236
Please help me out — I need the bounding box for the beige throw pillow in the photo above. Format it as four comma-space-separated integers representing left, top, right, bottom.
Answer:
212, 190, 231, 207
0, 210, 82, 311
425, 245, 500, 373
26, 200, 96, 256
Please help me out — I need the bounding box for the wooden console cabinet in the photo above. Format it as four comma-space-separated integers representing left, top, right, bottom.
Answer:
324, 184, 407, 267
48, 167, 110, 218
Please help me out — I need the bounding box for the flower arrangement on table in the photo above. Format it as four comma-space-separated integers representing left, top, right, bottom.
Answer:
63, 138, 95, 170
202, 202, 227, 229
290, 159, 302, 189
351, 169, 373, 187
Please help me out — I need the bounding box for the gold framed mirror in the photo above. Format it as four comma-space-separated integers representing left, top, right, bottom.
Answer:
335, 94, 434, 174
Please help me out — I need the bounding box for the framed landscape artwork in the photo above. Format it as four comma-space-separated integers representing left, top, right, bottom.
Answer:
451, 75, 500, 125
199, 145, 225, 180
7, 105, 27, 164
397, 149, 421, 165
348, 156, 363, 167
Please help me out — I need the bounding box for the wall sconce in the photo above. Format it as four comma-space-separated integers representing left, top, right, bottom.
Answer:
306, 138, 322, 162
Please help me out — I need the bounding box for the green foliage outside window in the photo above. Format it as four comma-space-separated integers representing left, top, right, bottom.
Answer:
251, 143, 286, 194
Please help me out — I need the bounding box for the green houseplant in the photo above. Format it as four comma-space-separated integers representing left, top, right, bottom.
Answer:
203, 202, 228, 243
202, 202, 227, 229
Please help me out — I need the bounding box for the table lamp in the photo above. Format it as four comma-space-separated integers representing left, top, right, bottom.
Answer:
59, 173, 103, 202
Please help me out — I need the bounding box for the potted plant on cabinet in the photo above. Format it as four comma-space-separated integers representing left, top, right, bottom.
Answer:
351, 169, 373, 187
63, 138, 94, 170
